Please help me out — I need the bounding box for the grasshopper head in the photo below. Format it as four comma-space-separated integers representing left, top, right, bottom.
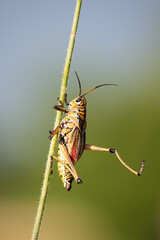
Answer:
69, 95, 87, 108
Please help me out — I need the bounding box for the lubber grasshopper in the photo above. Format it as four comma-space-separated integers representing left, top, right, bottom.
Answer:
49, 72, 145, 191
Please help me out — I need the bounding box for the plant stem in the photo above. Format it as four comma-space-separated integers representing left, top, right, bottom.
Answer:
31, 1, 82, 239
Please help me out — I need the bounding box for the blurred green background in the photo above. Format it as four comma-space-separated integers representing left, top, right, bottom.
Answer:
1, 1, 160, 240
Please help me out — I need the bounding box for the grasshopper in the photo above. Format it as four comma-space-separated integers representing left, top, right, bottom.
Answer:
49, 72, 145, 191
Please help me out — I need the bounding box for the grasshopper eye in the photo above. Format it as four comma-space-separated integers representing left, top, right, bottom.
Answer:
76, 97, 81, 102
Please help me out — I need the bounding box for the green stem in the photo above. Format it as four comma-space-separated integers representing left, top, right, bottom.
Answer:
31, 1, 82, 239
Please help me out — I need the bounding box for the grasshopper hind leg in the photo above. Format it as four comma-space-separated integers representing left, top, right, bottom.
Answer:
85, 144, 145, 176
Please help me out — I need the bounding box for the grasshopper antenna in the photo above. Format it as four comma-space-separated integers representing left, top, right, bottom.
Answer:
82, 83, 118, 96
74, 71, 82, 96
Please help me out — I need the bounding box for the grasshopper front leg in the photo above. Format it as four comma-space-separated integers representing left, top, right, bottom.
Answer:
52, 95, 69, 113
85, 144, 145, 176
